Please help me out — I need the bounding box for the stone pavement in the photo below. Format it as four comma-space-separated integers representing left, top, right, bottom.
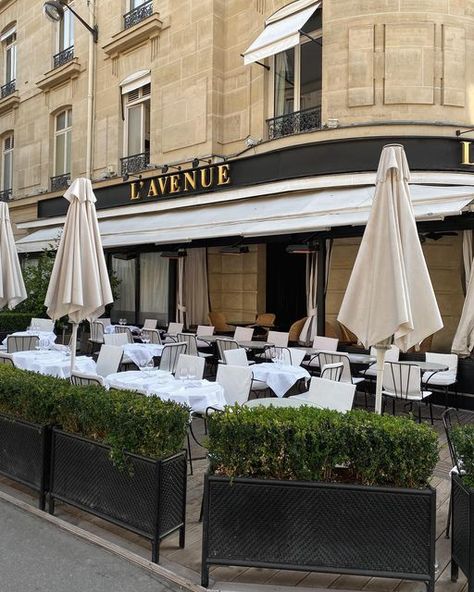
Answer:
0, 498, 185, 592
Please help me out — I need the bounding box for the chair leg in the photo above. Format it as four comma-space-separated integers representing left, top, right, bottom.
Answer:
445, 386, 449, 409
417, 402, 422, 423
186, 431, 193, 475
446, 491, 452, 539
429, 401, 434, 425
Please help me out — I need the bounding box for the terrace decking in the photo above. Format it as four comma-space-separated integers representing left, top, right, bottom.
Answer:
0, 398, 471, 592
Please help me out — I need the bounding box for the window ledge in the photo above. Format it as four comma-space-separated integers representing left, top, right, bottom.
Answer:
0, 90, 19, 115
103, 13, 164, 58
36, 58, 82, 92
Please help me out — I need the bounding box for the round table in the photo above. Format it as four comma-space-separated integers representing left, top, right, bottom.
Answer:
237, 340, 274, 351
12, 351, 95, 379
296, 348, 375, 365
396, 361, 448, 373
251, 362, 310, 398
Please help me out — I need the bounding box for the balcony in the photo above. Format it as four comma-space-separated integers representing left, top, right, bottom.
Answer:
124, 0, 153, 30
50, 173, 70, 192
1, 80, 15, 99
267, 106, 322, 140
53, 46, 74, 69
0, 188, 11, 201
121, 152, 150, 176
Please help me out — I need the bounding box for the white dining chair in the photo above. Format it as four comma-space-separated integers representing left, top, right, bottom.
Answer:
175, 353, 205, 380
104, 333, 129, 346
382, 361, 433, 423
141, 328, 162, 344
196, 325, 214, 348
320, 362, 343, 381
216, 364, 253, 407
96, 345, 123, 378
0, 352, 14, 366
160, 342, 187, 373
362, 345, 400, 378
216, 338, 239, 363
143, 318, 158, 329
89, 321, 105, 352
6, 335, 39, 354
99, 318, 111, 327
304, 336, 339, 371
287, 347, 306, 367
291, 377, 356, 412
223, 348, 268, 394
234, 326, 254, 342
71, 371, 105, 387
318, 351, 365, 387
255, 330, 289, 360
422, 352, 458, 407
30, 318, 54, 331
115, 326, 134, 343
164, 322, 184, 343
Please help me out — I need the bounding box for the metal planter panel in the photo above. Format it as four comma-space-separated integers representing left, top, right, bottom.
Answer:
451, 475, 474, 591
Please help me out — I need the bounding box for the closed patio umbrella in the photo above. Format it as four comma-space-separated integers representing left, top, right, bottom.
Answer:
44, 178, 113, 372
452, 262, 474, 356
338, 144, 443, 413
0, 201, 27, 310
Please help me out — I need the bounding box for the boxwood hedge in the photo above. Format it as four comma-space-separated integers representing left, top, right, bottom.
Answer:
0, 365, 189, 462
0, 313, 36, 333
208, 405, 439, 489
451, 424, 474, 488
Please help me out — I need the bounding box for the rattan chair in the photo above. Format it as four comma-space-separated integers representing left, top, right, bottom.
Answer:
160, 342, 187, 373
288, 317, 307, 343
6, 335, 39, 353
208, 311, 233, 332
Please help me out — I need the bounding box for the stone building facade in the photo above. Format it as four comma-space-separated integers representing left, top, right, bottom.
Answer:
2, 0, 474, 350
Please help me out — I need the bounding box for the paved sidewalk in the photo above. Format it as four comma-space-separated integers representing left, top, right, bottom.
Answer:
0, 498, 184, 592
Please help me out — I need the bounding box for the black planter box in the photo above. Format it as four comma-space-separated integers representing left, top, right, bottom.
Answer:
451, 474, 474, 592
202, 475, 436, 589
0, 413, 50, 510
49, 428, 187, 562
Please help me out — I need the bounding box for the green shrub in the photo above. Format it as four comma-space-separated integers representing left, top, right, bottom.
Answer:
0, 365, 189, 462
0, 313, 37, 333
451, 424, 474, 488
208, 405, 439, 489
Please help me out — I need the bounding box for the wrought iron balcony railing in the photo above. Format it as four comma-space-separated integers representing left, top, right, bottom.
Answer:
121, 151, 150, 176
267, 106, 322, 140
0, 188, 12, 201
53, 46, 74, 69
1, 79, 15, 99
124, 0, 153, 29
51, 173, 70, 192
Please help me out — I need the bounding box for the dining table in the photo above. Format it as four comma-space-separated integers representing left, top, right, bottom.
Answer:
104, 324, 141, 335
122, 343, 164, 367
296, 348, 376, 366
251, 362, 310, 398
12, 350, 96, 379
105, 370, 226, 412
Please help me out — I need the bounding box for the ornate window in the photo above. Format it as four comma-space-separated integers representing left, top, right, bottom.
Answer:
121, 75, 151, 175
52, 108, 72, 191
124, 0, 153, 30
54, 8, 74, 68
1, 27, 16, 97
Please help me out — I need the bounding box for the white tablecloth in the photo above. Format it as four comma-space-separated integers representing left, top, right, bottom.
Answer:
122, 343, 164, 367
2, 331, 57, 348
251, 362, 310, 398
104, 324, 141, 335
12, 351, 96, 379
105, 371, 226, 412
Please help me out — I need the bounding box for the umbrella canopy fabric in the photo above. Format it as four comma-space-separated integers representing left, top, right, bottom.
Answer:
45, 178, 113, 323
452, 262, 474, 356
338, 144, 443, 353
0, 201, 27, 310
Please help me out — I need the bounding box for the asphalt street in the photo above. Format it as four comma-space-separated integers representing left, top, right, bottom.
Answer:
0, 499, 184, 592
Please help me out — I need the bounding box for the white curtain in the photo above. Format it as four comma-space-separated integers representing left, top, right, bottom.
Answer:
176, 257, 186, 325
112, 256, 135, 321
452, 230, 474, 356
299, 240, 333, 344
140, 253, 169, 325
184, 248, 210, 327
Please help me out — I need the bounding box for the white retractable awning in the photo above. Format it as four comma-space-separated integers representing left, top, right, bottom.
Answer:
16, 184, 474, 253
243, 0, 321, 65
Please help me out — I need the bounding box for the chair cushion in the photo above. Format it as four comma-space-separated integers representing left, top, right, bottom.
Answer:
382, 389, 432, 401
422, 372, 456, 386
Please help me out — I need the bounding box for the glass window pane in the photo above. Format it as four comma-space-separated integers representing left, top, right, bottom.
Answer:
5, 46, 14, 83
112, 256, 136, 322
127, 104, 143, 155
139, 253, 169, 325
65, 129, 71, 173
144, 100, 150, 151
131, 0, 147, 8
59, 10, 73, 50
56, 111, 66, 131
55, 132, 66, 174
3, 150, 12, 190
300, 40, 322, 110
274, 48, 294, 117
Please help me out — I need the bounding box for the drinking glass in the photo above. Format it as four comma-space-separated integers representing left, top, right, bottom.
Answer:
177, 367, 188, 382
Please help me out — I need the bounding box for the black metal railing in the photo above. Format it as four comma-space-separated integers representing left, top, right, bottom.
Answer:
53, 46, 74, 69
267, 106, 322, 140
0, 188, 11, 201
124, 0, 153, 29
50, 173, 70, 192
1, 79, 15, 99
121, 151, 150, 176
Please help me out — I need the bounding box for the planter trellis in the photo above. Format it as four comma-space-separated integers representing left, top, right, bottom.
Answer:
451, 474, 474, 592
202, 475, 436, 590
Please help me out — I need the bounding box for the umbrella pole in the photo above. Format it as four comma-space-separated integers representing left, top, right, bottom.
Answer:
70, 323, 78, 376
374, 339, 391, 414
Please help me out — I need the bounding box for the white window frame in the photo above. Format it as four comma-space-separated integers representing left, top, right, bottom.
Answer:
3, 32, 16, 84
57, 8, 74, 53
123, 86, 150, 158
54, 108, 72, 177
2, 133, 13, 191
269, 24, 322, 118
129, 0, 149, 10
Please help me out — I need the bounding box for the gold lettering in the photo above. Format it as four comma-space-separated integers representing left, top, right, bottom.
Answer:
157, 176, 169, 195
200, 167, 214, 189
461, 141, 474, 166
169, 174, 181, 193
130, 181, 144, 200
147, 179, 158, 197
217, 164, 231, 186
183, 171, 197, 191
